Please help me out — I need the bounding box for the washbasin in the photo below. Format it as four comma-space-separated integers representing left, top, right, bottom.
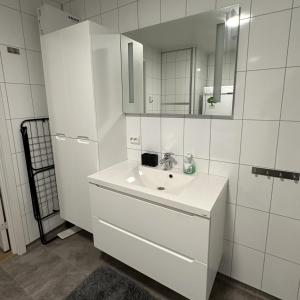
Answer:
88, 160, 228, 218
128, 165, 195, 195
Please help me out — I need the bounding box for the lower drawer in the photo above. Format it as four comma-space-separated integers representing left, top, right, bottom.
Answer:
89, 184, 209, 263
93, 216, 208, 300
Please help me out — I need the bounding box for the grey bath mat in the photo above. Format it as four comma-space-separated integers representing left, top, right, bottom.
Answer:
66, 266, 158, 300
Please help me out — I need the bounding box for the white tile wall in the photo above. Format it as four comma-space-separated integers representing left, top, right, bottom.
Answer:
276, 122, 300, 172
44, 1, 300, 297
234, 205, 268, 251
237, 164, 272, 211
267, 214, 300, 264
247, 11, 291, 70
262, 254, 300, 300
231, 243, 264, 289
0, 0, 64, 246
243, 69, 284, 120
138, 0, 160, 28
281, 67, 300, 121
251, 0, 293, 17
240, 121, 279, 168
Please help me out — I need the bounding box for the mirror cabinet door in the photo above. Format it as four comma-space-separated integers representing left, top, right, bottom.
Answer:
121, 35, 144, 113
121, 6, 240, 118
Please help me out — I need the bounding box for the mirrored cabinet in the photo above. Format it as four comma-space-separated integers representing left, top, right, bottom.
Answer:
121, 6, 240, 118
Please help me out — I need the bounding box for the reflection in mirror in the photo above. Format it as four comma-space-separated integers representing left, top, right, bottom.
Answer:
121, 6, 240, 117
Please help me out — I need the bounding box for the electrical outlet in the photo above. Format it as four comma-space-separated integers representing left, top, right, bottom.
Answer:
129, 136, 140, 145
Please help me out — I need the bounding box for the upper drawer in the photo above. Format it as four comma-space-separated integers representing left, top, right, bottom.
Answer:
89, 184, 210, 263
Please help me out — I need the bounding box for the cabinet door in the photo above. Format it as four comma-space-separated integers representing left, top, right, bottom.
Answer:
61, 23, 97, 140
41, 32, 68, 135
121, 35, 144, 113
53, 136, 98, 232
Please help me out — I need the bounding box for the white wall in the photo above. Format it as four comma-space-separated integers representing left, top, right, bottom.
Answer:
0, 0, 64, 247
65, 0, 300, 298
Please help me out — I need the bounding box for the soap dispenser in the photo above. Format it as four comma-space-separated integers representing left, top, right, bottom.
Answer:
183, 153, 196, 175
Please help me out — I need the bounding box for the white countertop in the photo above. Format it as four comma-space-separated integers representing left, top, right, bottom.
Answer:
88, 160, 228, 218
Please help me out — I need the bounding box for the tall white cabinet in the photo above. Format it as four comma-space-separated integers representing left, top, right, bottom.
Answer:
41, 21, 127, 232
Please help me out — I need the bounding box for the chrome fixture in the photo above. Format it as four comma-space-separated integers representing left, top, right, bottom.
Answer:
160, 153, 176, 171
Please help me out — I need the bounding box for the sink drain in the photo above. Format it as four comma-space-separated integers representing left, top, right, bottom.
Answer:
157, 186, 165, 191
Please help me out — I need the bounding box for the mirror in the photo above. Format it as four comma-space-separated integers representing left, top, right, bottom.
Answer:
121, 6, 240, 117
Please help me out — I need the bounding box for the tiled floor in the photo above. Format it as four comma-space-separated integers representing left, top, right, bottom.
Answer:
0, 231, 277, 300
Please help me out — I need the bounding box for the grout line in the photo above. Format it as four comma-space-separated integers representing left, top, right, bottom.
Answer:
229, 0, 252, 277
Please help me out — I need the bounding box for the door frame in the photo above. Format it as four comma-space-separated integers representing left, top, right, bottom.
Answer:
0, 88, 26, 255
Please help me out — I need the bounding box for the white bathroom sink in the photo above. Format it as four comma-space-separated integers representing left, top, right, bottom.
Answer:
128, 165, 195, 195
88, 160, 228, 218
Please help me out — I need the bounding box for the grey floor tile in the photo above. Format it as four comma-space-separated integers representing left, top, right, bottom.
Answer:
46, 231, 102, 273
0, 266, 32, 300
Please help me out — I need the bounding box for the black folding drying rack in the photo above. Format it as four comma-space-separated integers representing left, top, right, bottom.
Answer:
20, 118, 60, 244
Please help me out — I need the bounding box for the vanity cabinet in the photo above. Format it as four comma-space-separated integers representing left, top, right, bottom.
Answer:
89, 181, 226, 300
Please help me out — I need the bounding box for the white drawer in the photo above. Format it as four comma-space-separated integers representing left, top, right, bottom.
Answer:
93, 216, 207, 300
89, 184, 210, 263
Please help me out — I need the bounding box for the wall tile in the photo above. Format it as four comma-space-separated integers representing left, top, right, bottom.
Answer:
101, 9, 119, 32
126, 116, 141, 150
161, 0, 186, 22
224, 203, 236, 241
5, 120, 15, 153
22, 14, 41, 51
272, 178, 300, 220
219, 240, 233, 276
210, 120, 242, 163
0, 0, 19, 9
1, 83, 9, 118
88, 14, 101, 24
251, 0, 293, 17
141, 116, 160, 152
186, 0, 215, 16
6, 84, 34, 119
194, 158, 209, 174
27, 51, 44, 85
0, 46, 29, 84
70, 0, 85, 19
234, 205, 269, 251
209, 161, 239, 204
247, 11, 291, 70
85, 0, 101, 18
267, 214, 300, 264
0, 6, 24, 48
184, 118, 210, 159
31, 85, 48, 117
287, 8, 300, 67
232, 243, 264, 289
262, 254, 300, 300
127, 148, 141, 161
243, 69, 285, 120
240, 121, 279, 168
233, 72, 246, 119
276, 122, 300, 172
217, 0, 251, 19
100, 0, 117, 13
236, 19, 250, 71
17, 152, 28, 185
118, 0, 135, 7
161, 117, 184, 155
119, 2, 138, 32
281, 67, 300, 121
237, 165, 272, 211
138, 0, 160, 28
295, 0, 300, 7
11, 118, 26, 153
20, 0, 41, 16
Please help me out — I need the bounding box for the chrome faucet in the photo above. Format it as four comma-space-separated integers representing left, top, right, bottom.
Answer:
160, 153, 176, 170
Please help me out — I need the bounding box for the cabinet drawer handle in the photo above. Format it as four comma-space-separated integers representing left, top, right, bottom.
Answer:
77, 136, 90, 144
